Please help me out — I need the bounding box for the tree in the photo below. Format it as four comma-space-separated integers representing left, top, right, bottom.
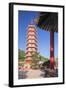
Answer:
35, 12, 58, 69
18, 49, 25, 61
31, 51, 40, 69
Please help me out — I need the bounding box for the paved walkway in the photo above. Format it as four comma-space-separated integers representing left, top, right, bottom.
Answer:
18, 69, 45, 79
26, 69, 44, 79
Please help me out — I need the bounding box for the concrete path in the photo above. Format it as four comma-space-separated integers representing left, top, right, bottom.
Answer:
18, 69, 45, 79
26, 69, 44, 79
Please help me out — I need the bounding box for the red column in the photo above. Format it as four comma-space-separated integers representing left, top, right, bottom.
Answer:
50, 31, 54, 69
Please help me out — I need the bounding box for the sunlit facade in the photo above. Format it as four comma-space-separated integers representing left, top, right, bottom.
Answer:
25, 24, 38, 64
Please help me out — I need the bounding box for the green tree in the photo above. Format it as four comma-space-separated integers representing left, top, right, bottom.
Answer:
31, 51, 40, 69
18, 49, 25, 61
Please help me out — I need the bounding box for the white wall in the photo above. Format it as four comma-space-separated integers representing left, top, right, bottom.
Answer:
0, 0, 66, 89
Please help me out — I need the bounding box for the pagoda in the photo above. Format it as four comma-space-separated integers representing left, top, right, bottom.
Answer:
25, 24, 38, 68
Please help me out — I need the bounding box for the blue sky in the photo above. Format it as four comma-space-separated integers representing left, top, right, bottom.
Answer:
18, 11, 58, 59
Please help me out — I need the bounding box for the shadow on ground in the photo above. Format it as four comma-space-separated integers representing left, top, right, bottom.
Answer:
18, 70, 28, 79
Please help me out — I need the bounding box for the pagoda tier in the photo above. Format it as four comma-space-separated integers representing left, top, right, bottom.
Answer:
26, 47, 38, 50
27, 38, 37, 42
26, 43, 38, 47
25, 24, 38, 64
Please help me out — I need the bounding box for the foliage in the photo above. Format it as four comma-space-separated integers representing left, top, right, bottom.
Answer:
18, 49, 25, 61
39, 55, 49, 62
18, 63, 24, 67
31, 52, 41, 69
18, 49, 49, 63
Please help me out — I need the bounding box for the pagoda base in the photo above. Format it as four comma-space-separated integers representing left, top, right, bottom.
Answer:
23, 60, 32, 70
26, 60, 32, 64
